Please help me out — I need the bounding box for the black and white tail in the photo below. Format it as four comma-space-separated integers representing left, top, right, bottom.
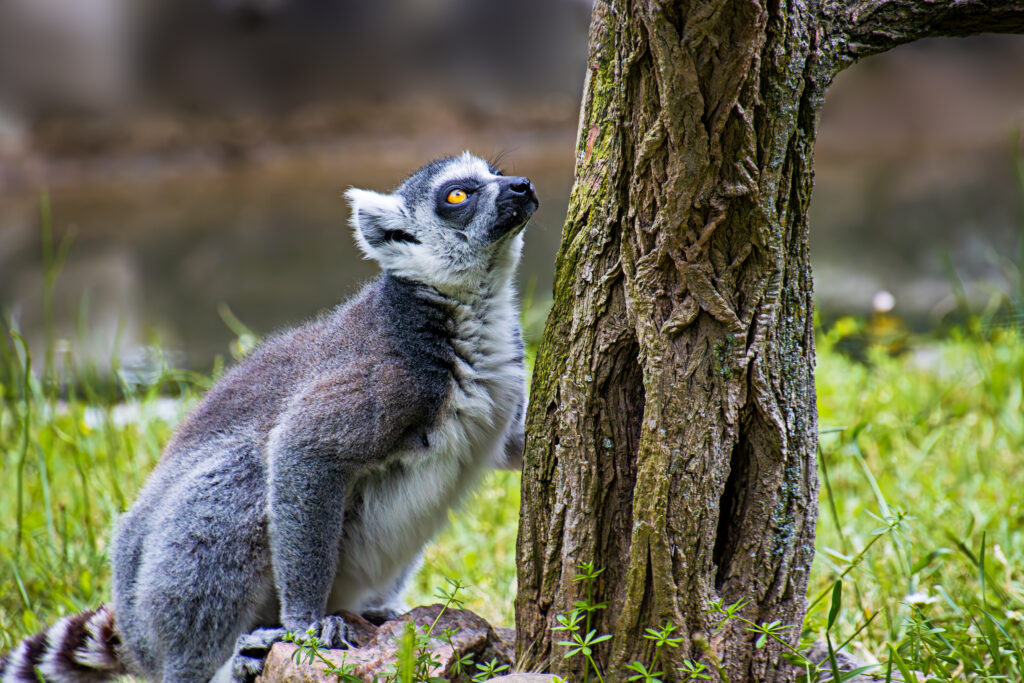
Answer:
0, 604, 126, 683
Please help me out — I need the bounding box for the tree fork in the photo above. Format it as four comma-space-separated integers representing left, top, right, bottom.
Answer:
516, 0, 1024, 681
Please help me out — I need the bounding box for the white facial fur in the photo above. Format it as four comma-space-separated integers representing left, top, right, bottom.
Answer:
345, 152, 528, 295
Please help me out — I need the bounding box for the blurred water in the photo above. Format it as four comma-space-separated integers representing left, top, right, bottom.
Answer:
2, 34, 1024, 373
0, 134, 575, 370
4, 127, 1020, 373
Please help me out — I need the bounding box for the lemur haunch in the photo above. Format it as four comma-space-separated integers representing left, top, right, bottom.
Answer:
0, 153, 537, 683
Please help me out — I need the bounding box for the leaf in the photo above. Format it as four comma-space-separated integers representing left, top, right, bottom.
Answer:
837, 665, 879, 682
827, 581, 843, 631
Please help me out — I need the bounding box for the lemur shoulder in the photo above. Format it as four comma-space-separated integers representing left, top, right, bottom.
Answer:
0, 153, 537, 683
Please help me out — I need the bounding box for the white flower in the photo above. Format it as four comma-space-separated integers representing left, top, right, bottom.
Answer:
872, 290, 895, 313
904, 591, 937, 607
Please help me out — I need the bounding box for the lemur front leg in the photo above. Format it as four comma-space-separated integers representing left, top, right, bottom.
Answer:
225, 369, 428, 682
264, 373, 423, 646
266, 399, 358, 648
224, 447, 352, 683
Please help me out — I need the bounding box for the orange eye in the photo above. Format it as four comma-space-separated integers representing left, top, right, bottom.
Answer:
446, 189, 468, 204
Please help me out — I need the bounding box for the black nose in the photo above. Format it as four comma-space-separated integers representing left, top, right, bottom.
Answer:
503, 176, 538, 205
508, 177, 532, 194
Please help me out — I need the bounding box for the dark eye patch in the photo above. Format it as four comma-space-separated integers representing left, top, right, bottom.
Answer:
381, 229, 420, 245
438, 179, 481, 199
435, 178, 481, 227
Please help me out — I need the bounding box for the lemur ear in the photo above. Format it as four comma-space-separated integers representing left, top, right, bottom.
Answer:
345, 188, 418, 262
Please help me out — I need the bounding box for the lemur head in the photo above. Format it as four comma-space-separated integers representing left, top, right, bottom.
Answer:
345, 152, 538, 292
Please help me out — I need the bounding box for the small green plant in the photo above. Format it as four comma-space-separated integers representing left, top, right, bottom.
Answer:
285, 628, 363, 683
553, 608, 611, 683
553, 561, 611, 683
471, 658, 510, 682
555, 563, 886, 683
707, 591, 876, 683
675, 658, 711, 681
622, 623, 686, 683
554, 562, 774, 683
283, 577, 493, 683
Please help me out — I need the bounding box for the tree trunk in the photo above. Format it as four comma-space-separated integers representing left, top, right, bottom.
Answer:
515, 1, 1024, 681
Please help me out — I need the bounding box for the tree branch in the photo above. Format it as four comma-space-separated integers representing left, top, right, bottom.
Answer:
832, 0, 1024, 63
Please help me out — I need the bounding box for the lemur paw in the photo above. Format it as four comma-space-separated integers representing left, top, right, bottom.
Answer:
281, 615, 356, 650
311, 615, 355, 649
229, 627, 287, 682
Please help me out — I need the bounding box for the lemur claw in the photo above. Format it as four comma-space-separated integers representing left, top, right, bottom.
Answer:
312, 615, 355, 649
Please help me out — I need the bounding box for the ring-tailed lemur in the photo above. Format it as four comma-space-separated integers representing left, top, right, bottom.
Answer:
0, 152, 537, 683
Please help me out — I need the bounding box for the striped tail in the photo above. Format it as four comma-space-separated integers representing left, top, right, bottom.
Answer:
0, 604, 126, 683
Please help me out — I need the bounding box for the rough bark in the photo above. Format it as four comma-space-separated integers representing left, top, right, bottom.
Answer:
515, 1, 1024, 682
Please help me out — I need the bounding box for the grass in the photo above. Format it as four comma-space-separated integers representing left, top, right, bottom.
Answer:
0, 327, 201, 652
807, 319, 1024, 679
1, 315, 1023, 679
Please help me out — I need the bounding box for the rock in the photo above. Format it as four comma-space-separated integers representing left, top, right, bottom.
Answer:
258, 606, 514, 683
482, 675, 557, 683
803, 641, 932, 682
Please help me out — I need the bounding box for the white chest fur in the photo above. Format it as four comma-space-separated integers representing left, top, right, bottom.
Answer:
328, 285, 524, 612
